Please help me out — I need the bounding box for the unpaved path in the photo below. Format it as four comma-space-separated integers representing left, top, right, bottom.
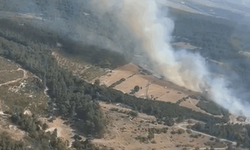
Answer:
0, 68, 27, 87
176, 123, 236, 150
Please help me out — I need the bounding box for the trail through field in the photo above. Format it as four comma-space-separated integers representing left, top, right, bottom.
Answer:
0, 68, 27, 87
176, 123, 236, 150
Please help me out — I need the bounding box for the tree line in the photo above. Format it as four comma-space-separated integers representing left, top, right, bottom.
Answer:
192, 122, 250, 148
0, 17, 232, 149
0, 18, 227, 126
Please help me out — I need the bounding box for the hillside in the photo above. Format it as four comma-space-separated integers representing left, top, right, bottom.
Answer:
0, 5, 250, 150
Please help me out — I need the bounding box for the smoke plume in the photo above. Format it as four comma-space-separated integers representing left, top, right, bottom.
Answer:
91, 0, 250, 117
1, 0, 249, 117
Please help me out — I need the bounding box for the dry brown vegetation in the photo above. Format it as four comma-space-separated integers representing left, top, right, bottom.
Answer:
98, 64, 214, 116
49, 51, 233, 149
92, 102, 211, 150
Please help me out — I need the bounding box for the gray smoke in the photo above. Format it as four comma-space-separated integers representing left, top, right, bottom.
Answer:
89, 0, 250, 116
1, 0, 250, 117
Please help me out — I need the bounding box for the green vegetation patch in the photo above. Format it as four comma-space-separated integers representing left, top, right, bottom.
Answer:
0, 132, 28, 150
196, 100, 229, 116
81, 66, 107, 81
109, 78, 126, 88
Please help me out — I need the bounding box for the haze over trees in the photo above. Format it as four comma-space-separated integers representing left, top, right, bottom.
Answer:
0, 15, 226, 138
1, 4, 250, 149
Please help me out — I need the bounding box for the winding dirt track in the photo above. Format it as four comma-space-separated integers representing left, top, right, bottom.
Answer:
0, 68, 27, 87
176, 123, 236, 150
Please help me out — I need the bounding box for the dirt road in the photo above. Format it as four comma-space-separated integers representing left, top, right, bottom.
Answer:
0, 68, 27, 87
176, 123, 236, 150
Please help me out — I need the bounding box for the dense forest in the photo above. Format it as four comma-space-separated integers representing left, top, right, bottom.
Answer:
0, 30, 106, 138
196, 100, 229, 116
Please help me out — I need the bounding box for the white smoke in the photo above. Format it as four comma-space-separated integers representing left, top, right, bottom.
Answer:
1, 0, 249, 117
92, 0, 250, 117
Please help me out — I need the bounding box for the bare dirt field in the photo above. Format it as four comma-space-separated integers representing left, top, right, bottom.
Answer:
45, 117, 75, 146
98, 64, 209, 114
